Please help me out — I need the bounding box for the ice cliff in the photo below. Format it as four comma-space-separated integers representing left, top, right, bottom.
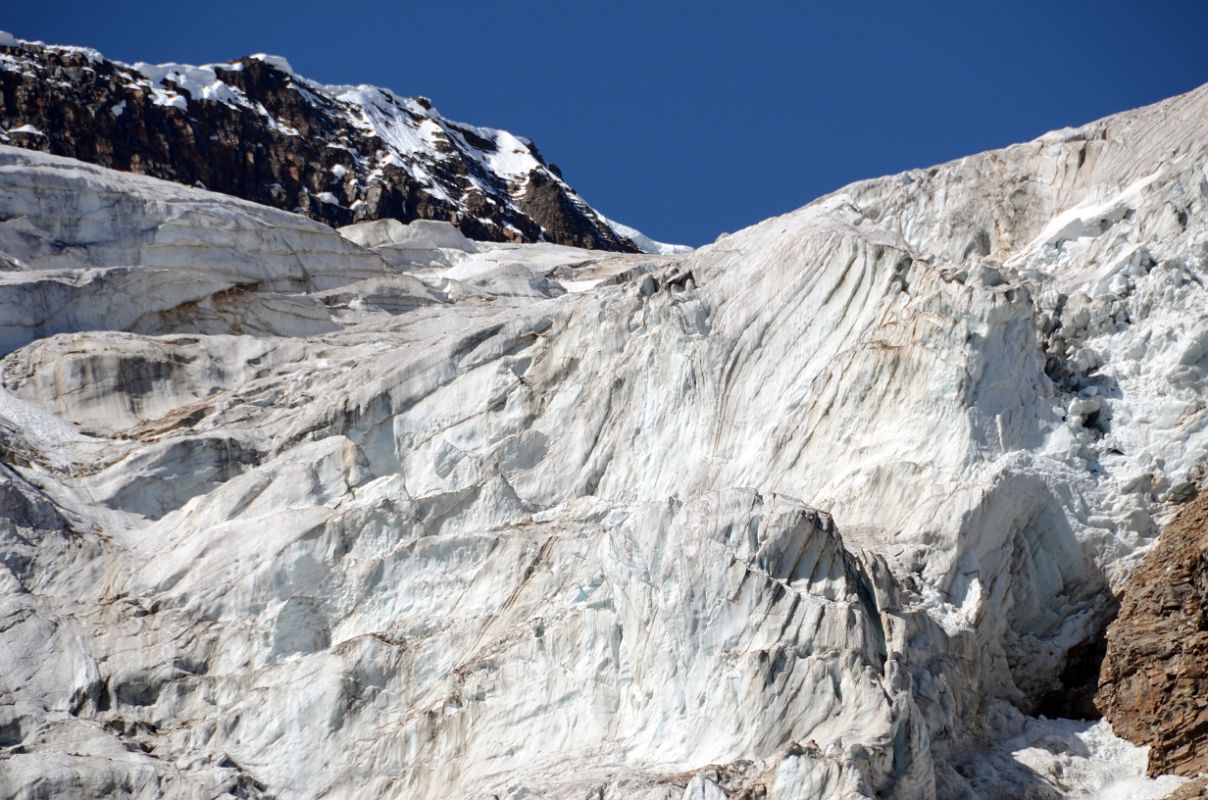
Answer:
1, 62, 1207, 800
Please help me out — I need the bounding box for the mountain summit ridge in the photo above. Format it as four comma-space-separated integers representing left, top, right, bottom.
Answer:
0, 32, 678, 252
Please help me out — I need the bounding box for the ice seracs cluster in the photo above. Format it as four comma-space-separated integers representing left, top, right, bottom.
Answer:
1, 52, 1207, 800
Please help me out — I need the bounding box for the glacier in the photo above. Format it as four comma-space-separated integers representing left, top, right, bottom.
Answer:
1, 76, 1208, 799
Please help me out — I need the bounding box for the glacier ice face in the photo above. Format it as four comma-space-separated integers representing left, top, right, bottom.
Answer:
2, 82, 1208, 799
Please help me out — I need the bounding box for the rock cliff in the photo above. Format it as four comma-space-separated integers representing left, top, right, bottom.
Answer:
1098, 489, 1208, 778
0, 34, 638, 251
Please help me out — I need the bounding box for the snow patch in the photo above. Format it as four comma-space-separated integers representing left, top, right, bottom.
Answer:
482, 129, 543, 183
133, 61, 250, 108
1022, 170, 1164, 257
249, 53, 294, 76
335, 85, 431, 158
602, 215, 693, 255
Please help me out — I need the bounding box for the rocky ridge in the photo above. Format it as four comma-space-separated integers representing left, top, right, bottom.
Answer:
0, 32, 644, 251
0, 45, 1207, 800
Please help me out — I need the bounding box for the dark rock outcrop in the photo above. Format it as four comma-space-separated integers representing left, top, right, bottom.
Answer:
1096, 490, 1208, 777
0, 36, 635, 251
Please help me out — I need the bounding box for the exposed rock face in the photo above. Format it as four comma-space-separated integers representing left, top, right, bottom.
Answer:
2, 57, 1208, 800
1168, 778, 1208, 799
1097, 490, 1208, 777
0, 35, 638, 251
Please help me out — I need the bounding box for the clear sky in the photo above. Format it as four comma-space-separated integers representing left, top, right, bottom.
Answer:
5, 2, 1208, 246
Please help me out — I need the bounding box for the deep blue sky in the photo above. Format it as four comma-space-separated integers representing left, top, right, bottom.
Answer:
6, 2, 1208, 246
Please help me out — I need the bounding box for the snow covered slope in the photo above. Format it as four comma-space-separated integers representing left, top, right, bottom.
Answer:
0, 32, 680, 253
1, 78, 1207, 799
